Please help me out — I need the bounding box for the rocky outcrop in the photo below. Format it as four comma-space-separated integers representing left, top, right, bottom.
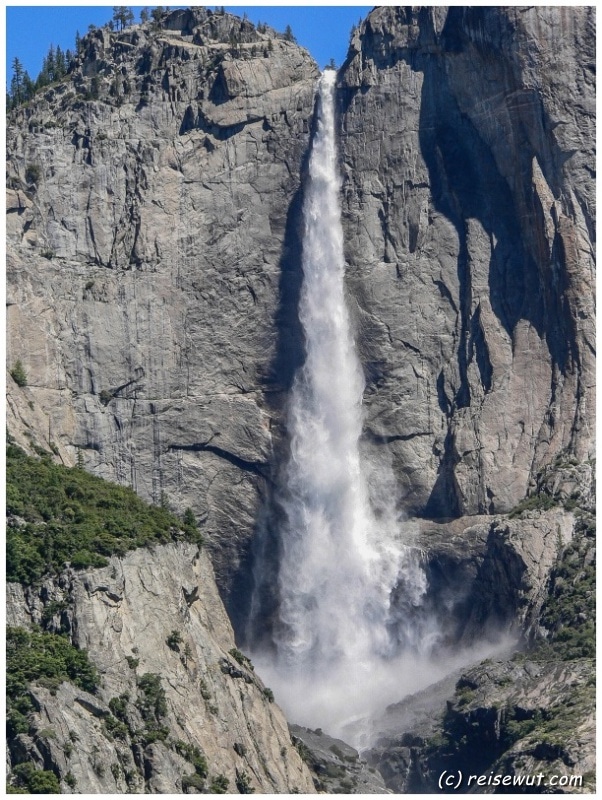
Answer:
6, 543, 315, 793
366, 656, 595, 793
416, 506, 575, 646
339, 6, 595, 517
6, 8, 319, 609
289, 724, 390, 794
365, 503, 595, 793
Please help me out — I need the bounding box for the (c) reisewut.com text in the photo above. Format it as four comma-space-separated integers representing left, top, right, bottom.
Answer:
438, 770, 583, 791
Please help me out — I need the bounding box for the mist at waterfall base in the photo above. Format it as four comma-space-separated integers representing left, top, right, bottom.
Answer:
251, 72, 502, 747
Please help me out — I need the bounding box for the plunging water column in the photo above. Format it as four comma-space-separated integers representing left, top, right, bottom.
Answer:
255, 71, 430, 739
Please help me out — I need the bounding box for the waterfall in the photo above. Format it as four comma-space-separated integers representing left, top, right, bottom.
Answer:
253, 71, 435, 742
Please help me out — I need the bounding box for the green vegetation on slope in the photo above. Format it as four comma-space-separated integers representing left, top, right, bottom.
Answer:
6, 443, 202, 583
7, 626, 99, 740
423, 514, 596, 789
535, 513, 595, 660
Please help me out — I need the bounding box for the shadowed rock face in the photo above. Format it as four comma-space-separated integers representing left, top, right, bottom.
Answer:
339, 5, 595, 518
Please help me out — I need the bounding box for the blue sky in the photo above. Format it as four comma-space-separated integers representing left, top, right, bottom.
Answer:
6, 5, 372, 86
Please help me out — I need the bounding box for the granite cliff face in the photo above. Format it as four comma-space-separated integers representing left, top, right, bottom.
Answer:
6, 7, 319, 611
339, 5, 595, 518
7, 544, 315, 793
7, 7, 594, 601
6, 6, 595, 794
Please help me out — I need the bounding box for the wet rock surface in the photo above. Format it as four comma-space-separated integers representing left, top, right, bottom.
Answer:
365, 505, 595, 794
366, 657, 595, 794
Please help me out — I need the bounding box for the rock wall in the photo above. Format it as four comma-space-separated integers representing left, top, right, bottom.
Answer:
6, 543, 315, 794
339, 5, 595, 517
5, 6, 596, 793
6, 6, 595, 616
416, 505, 575, 646
6, 8, 319, 607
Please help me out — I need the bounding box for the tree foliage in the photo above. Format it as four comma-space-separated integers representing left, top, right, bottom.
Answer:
536, 518, 596, 660
6, 7, 133, 112
112, 6, 135, 31
10, 360, 28, 387
6, 443, 203, 584
7, 40, 72, 111
10, 763, 60, 794
7, 626, 99, 739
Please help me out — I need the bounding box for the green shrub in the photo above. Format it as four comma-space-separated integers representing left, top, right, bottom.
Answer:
236, 769, 255, 794
508, 493, 557, 518
294, 739, 314, 765
138, 725, 169, 745
108, 693, 129, 720
11, 763, 60, 794
136, 672, 168, 739
10, 360, 27, 387
210, 774, 230, 793
536, 524, 595, 660
41, 599, 68, 625
104, 715, 129, 741
229, 648, 254, 670
263, 687, 274, 702
7, 626, 99, 696
173, 740, 208, 777
456, 686, 475, 707
7, 626, 99, 739
6, 444, 203, 583
183, 773, 206, 792
64, 771, 77, 788
166, 630, 183, 651
25, 163, 41, 185
183, 507, 202, 542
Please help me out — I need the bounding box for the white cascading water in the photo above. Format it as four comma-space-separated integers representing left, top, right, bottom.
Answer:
253, 71, 439, 742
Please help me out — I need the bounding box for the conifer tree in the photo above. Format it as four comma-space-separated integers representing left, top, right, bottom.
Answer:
151, 6, 165, 25
42, 44, 56, 83
55, 45, 67, 79
112, 6, 134, 31
22, 70, 35, 102
10, 57, 25, 105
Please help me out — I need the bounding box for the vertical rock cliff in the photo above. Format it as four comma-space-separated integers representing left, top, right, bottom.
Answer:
7, 543, 315, 793
6, 5, 595, 793
339, 6, 595, 517
7, 5, 594, 597
6, 8, 319, 611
